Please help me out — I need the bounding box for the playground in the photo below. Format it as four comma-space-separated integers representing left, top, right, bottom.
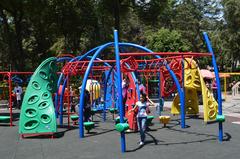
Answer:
0, 30, 240, 158
2, 1, 240, 158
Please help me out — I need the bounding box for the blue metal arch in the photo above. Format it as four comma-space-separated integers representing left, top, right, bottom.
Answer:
57, 57, 73, 62
78, 34, 185, 153
52, 33, 185, 153
55, 46, 101, 119
118, 42, 185, 128
78, 42, 185, 135
56, 54, 113, 124
79, 42, 114, 138
203, 32, 223, 142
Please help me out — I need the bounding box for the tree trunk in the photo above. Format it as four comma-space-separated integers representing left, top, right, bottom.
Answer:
0, 9, 14, 70
14, 14, 25, 71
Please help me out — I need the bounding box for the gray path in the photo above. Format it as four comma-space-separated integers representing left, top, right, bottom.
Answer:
163, 94, 240, 123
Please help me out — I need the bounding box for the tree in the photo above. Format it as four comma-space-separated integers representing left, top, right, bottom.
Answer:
222, 0, 240, 71
0, 0, 25, 71
145, 28, 190, 52
172, 0, 223, 52
134, 0, 169, 28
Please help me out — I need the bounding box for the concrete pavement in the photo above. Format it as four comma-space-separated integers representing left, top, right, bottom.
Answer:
161, 94, 240, 123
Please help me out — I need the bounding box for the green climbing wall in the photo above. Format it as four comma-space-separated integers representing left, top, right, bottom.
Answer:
19, 57, 58, 134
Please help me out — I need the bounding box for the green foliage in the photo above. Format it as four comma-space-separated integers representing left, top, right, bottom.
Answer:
221, 0, 240, 71
145, 28, 190, 52
0, 0, 238, 72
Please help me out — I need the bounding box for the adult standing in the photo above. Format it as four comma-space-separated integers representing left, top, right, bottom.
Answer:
83, 89, 91, 122
212, 79, 218, 102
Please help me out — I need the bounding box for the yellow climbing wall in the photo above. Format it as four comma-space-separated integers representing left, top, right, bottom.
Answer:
184, 59, 201, 91
171, 58, 218, 122
171, 88, 199, 115
86, 79, 101, 103
199, 69, 218, 122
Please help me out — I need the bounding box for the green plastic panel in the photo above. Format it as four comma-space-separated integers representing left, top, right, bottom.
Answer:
216, 115, 225, 122
146, 115, 155, 126
19, 57, 58, 134
84, 122, 95, 131
115, 117, 128, 124
91, 108, 98, 115
115, 123, 129, 132
0, 116, 11, 121
70, 115, 79, 121
109, 108, 118, 113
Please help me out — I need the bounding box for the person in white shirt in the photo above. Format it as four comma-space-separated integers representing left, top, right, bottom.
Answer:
129, 93, 150, 146
14, 83, 23, 109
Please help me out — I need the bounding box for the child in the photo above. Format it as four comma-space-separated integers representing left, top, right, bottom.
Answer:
129, 93, 150, 146
122, 76, 129, 108
13, 83, 23, 109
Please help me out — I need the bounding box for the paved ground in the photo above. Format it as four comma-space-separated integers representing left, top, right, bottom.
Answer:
0, 95, 240, 159
163, 94, 240, 123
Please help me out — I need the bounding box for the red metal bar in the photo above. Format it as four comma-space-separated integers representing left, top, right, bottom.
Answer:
57, 54, 75, 58
0, 72, 33, 74
8, 72, 13, 126
145, 74, 149, 96
0, 72, 35, 127
20, 132, 55, 138
61, 55, 199, 66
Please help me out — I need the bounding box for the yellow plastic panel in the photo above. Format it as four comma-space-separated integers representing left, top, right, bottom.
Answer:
199, 69, 218, 122
171, 88, 199, 115
184, 59, 201, 91
86, 79, 101, 102
171, 94, 181, 115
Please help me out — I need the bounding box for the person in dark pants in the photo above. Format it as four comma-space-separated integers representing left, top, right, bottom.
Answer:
83, 89, 91, 122
212, 79, 218, 102
70, 86, 76, 113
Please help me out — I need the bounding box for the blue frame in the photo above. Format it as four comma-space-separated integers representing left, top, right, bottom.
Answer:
53, 31, 222, 152
203, 32, 223, 142
54, 31, 185, 153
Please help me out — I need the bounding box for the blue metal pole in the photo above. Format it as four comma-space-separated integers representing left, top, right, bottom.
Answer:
181, 56, 185, 128
165, 64, 185, 127
55, 73, 64, 118
114, 30, 126, 153
103, 67, 114, 121
113, 71, 117, 109
203, 32, 223, 142
79, 43, 113, 138
59, 76, 68, 125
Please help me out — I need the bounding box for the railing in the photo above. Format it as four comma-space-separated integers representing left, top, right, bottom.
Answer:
232, 81, 240, 97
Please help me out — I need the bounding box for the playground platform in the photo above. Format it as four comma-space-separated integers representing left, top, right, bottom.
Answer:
0, 97, 240, 159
